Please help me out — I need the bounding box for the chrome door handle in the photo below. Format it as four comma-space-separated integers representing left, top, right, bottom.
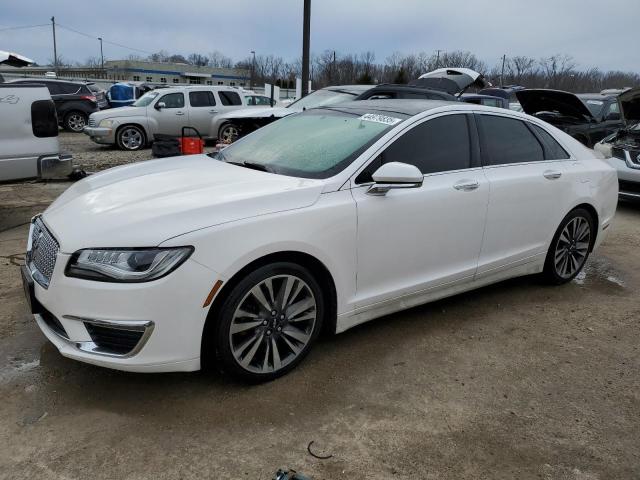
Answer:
453, 180, 479, 191
543, 170, 562, 180
209, 110, 218, 114
175, 111, 185, 116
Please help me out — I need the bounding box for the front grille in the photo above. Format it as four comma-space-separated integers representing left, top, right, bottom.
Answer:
84, 323, 145, 355
88, 118, 96, 127
619, 180, 640, 195
40, 308, 68, 338
29, 217, 59, 288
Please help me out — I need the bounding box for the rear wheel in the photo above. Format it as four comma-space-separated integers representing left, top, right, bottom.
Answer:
543, 208, 594, 284
63, 111, 88, 132
218, 123, 240, 144
116, 125, 146, 151
212, 262, 324, 382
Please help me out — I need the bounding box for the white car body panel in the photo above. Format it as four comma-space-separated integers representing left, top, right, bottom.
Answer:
29, 104, 618, 372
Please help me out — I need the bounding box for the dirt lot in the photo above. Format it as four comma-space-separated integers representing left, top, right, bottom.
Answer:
0, 133, 639, 479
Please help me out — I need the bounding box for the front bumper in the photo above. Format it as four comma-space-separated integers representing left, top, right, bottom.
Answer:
83, 126, 115, 145
606, 153, 640, 200
25, 230, 220, 373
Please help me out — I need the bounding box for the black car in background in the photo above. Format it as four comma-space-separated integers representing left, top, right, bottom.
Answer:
355, 84, 457, 101
9, 79, 99, 132
516, 89, 624, 147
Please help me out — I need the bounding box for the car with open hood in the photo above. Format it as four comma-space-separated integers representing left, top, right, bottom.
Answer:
594, 87, 640, 201
22, 99, 617, 382
516, 89, 624, 147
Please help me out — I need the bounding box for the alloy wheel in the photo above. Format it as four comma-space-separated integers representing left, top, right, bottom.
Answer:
229, 274, 317, 374
220, 125, 239, 143
554, 216, 591, 279
120, 127, 143, 150
67, 113, 86, 132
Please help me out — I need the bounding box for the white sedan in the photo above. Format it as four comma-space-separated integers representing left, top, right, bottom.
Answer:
22, 100, 618, 382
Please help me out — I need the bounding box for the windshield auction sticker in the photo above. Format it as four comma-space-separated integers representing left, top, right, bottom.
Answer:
359, 113, 402, 126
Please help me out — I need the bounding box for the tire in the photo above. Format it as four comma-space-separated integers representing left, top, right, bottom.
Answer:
212, 262, 324, 382
218, 123, 240, 144
542, 208, 595, 284
63, 111, 88, 132
116, 125, 146, 151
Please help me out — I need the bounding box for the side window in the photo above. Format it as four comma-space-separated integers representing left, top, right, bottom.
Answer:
603, 102, 620, 120
59, 83, 80, 94
245, 95, 256, 105
158, 93, 185, 108
356, 114, 472, 183
189, 91, 216, 107
219, 91, 242, 106
44, 82, 62, 95
256, 95, 274, 105
478, 115, 544, 166
531, 124, 570, 160
31, 100, 58, 138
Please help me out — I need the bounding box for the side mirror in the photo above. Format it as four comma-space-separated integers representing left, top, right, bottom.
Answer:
155, 102, 166, 110
367, 162, 423, 196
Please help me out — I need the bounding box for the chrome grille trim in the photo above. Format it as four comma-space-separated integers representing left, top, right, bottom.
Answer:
27, 216, 59, 289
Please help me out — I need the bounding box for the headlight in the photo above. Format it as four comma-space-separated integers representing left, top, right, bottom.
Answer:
65, 247, 193, 282
98, 119, 114, 128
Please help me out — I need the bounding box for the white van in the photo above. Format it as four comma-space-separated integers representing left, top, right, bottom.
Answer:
0, 84, 73, 182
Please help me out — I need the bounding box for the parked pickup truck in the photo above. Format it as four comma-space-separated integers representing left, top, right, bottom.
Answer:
83, 86, 259, 150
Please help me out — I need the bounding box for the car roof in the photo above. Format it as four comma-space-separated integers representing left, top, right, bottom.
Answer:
11, 78, 85, 85
315, 98, 459, 117
323, 84, 372, 94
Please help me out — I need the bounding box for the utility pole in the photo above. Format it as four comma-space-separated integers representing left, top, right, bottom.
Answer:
51, 16, 58, 76
500, 54, 506, 87
301, 0, 311, 97
332, 50, 336, 85
250, 50, 256, 89
435, 49, 442, 68
98, 37, 104, 71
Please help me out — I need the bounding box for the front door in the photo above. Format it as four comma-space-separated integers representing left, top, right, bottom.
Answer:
151, 92, 188, 136
351, 113, 489, 308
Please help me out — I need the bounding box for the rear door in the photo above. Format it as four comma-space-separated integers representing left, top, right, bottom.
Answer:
475, 113, 573, 276
151, 91, 187, 136
187, 90, 218, 137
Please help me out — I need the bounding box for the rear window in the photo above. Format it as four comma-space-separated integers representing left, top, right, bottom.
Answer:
531, 124, 570, 159
189, 91, 216, 107
58, 83, 81, 94
31, 100, 58, 137
219, 91, 242, 106
478, 115, 544, 165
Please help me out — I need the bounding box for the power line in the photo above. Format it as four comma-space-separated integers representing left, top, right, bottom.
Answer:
0, 23, 49, 32
56, 23, 153, 55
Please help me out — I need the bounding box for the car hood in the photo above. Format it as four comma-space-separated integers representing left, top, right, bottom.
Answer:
91, 105, 142, 120
410, 68, 487, 95
618, 87, 640, 126
42, 155, 324, 252
516, 89, 594, 121
221, 106, 294, 120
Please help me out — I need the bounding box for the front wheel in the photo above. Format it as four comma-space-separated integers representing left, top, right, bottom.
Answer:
116, 125, 146, 151
212, 262, 324, 382
218, 123, 240, 144
543, 208, 594, 284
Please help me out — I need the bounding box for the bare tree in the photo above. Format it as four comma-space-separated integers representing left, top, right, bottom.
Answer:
187, 53, 209, 66
208, 51, 233, 68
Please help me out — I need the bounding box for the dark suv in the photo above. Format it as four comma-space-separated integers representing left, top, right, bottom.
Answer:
10, 79, 99, 132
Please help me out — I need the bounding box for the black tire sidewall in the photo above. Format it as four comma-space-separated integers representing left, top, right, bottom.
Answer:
117, 125, 145, 151
543, 208, 595, 284
213, 262, 325, 382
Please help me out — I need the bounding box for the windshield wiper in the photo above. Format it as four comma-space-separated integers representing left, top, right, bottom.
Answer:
242, 161, 272, 172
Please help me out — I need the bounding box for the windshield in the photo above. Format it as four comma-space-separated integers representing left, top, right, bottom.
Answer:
215, 109, 403, 179
582, 99, 604, 117
287, 89, 358, 110
132, 91, 159, 107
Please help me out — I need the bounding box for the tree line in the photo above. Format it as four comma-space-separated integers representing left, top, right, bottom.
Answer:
66, 49, 639, 93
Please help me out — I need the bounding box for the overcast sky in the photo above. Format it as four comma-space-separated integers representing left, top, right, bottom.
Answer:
1, 0, 637, 72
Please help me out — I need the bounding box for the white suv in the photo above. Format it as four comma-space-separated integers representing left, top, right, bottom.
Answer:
84, 86, 251, 150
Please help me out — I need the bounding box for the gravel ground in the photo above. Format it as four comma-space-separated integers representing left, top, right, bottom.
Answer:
58, 130, 219, 173
0, 138, 639, 479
